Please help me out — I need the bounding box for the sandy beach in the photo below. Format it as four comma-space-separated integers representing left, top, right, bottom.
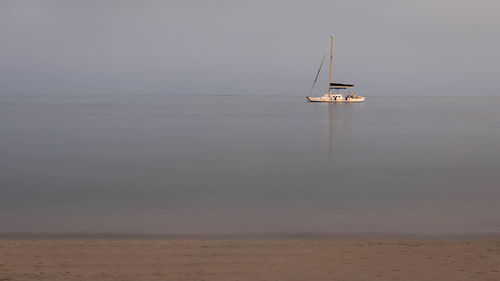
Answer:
1, 237, 499, 281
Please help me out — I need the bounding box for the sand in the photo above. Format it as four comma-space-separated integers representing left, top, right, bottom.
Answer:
1, 237, 499, 281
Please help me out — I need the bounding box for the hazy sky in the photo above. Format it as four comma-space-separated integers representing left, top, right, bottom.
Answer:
1, 0, 499, 95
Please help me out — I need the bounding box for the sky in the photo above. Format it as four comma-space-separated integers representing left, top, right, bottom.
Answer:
1, 0, 499, 96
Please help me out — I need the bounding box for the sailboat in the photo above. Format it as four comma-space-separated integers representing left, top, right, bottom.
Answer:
306, 35, 365, 102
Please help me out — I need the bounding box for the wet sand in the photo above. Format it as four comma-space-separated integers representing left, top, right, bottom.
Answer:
1, 237, 499, 281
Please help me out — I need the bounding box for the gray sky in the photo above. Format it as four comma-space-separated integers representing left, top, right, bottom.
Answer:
1, 0, 499, 95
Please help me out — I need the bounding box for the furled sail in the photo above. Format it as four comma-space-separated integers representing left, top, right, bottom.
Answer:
330, 83, 354, 88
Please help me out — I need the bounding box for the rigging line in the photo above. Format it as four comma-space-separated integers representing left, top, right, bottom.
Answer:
309, 42, 330, 96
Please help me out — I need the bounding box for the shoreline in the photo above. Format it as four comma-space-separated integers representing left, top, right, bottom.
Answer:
1, 232, 500, 240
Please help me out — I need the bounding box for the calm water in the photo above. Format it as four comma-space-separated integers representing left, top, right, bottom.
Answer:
1, 93, 499, 235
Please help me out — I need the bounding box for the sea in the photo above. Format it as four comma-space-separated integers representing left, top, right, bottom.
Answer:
1, 93, 499, 235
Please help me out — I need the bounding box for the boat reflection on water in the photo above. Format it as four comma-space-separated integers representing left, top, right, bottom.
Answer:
324, 102, 360, 174
328, 103, 334, 171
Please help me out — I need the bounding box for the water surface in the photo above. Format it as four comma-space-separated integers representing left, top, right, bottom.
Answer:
1, 93, 499, 234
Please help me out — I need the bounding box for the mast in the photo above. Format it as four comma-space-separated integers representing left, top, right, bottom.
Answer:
328, 35, 334, 97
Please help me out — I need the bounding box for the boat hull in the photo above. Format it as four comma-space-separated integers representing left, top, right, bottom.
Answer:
306, 96, 366, 103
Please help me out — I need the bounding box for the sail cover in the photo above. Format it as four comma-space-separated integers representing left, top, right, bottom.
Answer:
330, 83, 354, 88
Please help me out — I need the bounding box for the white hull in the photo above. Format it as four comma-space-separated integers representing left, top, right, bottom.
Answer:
307, 95, 365, 103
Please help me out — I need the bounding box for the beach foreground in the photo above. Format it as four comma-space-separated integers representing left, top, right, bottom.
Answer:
1, 238, 499, 281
